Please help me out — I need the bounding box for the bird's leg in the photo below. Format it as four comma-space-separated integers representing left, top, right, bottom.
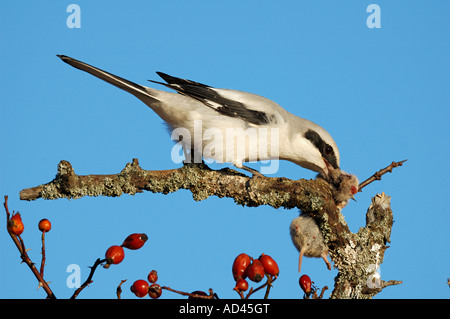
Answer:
235, 164, 265, 178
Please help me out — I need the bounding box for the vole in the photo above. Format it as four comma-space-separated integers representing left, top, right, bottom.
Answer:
290, 214, 331, 273
326, 169, 359, 209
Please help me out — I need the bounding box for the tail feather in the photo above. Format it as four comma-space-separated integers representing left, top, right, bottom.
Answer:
57, 55, 153, 101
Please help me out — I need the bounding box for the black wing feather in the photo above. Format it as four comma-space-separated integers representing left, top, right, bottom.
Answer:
149, 72, 271, 125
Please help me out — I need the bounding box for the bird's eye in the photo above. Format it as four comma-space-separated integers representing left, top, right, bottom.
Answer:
325, 145, 333, 155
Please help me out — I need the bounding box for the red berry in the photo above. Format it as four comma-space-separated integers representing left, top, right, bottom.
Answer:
259, 253, 279, 277
38, 218, 52, 232
7, 213, 24, 236
148, 283, 162, 299
232, 253, 251, 281
121, 233, 148, 250
104, 245, 125, 268
299, 274, 312, 294
246, 259, 265, 283
130, 279, 149, 298
234, 278, 249, 292
147, 270, 158, 283
351, 186, 358, 195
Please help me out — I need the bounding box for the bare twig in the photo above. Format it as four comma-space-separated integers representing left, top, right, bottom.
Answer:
161, 286, 216, 299
234, 289, 245, 299
263, 277, 273, 299
380, 280, 403, 288
317, 286, 328, 299
305, 285, 328, 299
3, 196, 56, 299
361, 279, 403, 295
116, 279, 127, 299
70, 258, 107, 299
244, 275, 276, 299
40, 231, 47, 277
234, 274, 276, 299
358, 160, 407, 191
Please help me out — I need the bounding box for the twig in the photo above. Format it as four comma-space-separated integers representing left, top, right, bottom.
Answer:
317, 286, 328, 299
361, 279, 403, 295
235, 289, 245, 299
3, 196, 56, 299
306, 285, 328, 299
116, 279, 127, 299
263, 276, 274, 299
244, 275, 276, 299
161, 286, 216, 299
70, 257, 107, 299
40, 231, 47, 277
380, 280, 403, 288
358, 160, 407, 191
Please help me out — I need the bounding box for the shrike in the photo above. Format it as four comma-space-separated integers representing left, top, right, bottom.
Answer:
57, 55, 358, 207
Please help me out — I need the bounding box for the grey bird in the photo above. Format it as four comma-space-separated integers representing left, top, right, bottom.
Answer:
56, 55, 358, 205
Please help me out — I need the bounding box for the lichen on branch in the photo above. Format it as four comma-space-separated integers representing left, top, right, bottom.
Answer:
19, 159, 333, 211
19, 158, 403, 298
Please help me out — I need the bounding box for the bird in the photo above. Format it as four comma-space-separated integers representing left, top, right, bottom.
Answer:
56, 55, 358, 204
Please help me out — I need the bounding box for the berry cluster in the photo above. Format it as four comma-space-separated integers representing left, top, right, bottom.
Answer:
7, 210, 52, 237
130, 270, 162, 299
4, 198, 56, 298
4, 197, 328, 300
104, 233, 148, 268
232, 253, 279, 298
4, 197, 216, 299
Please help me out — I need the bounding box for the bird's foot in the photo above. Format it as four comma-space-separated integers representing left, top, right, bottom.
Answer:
236, 164, 266, 178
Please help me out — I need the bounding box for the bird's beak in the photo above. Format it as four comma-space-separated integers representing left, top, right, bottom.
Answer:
322, 158, 335, 177
322, 157, 342, 184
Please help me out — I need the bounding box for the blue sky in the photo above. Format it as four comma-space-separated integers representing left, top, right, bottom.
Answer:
0, 1, 448, 299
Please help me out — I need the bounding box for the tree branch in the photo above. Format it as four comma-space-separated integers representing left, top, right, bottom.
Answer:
358, 160, 407, 191
19, 159, 333, 212
327, 192, 401, 298
18, 158, 405, 298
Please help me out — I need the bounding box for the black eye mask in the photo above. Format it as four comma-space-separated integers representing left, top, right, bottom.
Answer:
304, 129, 339, 169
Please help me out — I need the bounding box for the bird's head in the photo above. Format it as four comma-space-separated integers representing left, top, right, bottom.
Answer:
298, 128, 341, 180
291, 126, 359, 208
